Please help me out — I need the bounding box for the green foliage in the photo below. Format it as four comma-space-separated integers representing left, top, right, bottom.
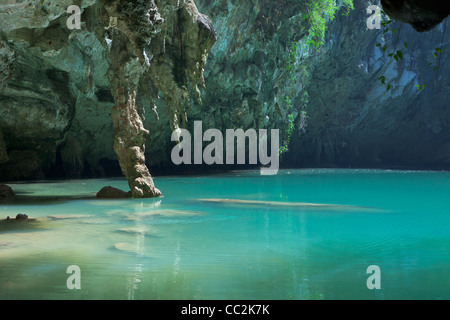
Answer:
415, 84, 426, 91
304, 0, 354, 50
377, 13, 405, 91
279, 0, 354, 156
279, 96, 297, 156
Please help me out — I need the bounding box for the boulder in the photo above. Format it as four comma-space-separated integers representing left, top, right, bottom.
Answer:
6, 213, 28, 221
97, 186, 132, 199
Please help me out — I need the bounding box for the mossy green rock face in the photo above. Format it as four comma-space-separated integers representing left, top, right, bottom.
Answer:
0, 2, 109, 180
0, 0, 449, 181
0, 0, 216, 190
195, 0, 450, 169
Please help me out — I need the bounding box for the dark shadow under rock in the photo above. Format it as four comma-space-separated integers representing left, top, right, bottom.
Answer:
97, 186, 132, 199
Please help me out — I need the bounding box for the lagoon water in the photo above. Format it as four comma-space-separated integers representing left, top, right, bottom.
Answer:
1, 169, 450, 300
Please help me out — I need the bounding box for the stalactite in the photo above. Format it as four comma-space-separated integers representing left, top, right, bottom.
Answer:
97, 0, 216, 197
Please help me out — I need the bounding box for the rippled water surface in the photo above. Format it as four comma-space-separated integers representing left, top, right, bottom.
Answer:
1, 169, 450, 300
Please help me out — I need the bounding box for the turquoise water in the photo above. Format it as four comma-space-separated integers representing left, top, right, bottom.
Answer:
1, 169, 450, 300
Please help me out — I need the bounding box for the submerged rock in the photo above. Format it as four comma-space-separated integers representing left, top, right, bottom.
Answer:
124, 209, 202, 221
112, 242, 141, 254
97, 186, 132, 199
0, 214, 46, 233
117, 227, 148, 235
197, 198, 382, 212
48, 214, 92, 220
116, 227, 159, 238
4, 214, 29, 222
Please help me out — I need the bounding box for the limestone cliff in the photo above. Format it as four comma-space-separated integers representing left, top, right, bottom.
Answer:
0, 0, 449, 183
282, 1, 450, 169
184, 0, 450, 170
96, 0, 216, 197
0, 0, 216, 196
194, 0, 450, 170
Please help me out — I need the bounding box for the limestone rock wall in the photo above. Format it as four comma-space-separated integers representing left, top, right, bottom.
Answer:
283, 1, 450, 169
0, 0, 216, 183
0, 1, 111, 180
194, 0, 450, 170
0, 0, 449, 182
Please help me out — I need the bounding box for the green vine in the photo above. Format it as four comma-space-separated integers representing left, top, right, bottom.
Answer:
304, 0, 354, 50
279, 96, 296, 155
279, 0, 354, 156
